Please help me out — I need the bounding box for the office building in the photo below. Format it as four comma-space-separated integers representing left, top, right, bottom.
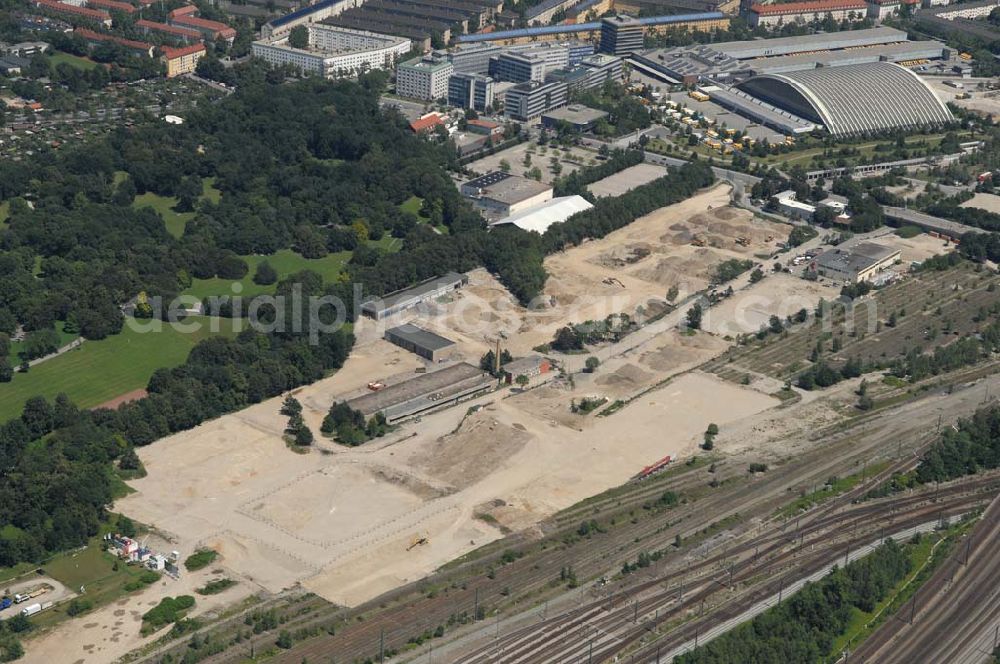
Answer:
599, 15, 644, 55
448, 72, 496, 111
490, 51, 548, 82
397, 54, 455, 100
504, 79, 569, 121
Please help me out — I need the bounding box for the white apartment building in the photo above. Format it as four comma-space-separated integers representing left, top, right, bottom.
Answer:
396, 55, 455, 101
252, 25, 410, 79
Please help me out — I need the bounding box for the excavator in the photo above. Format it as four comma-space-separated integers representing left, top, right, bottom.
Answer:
407, 536, 429, 551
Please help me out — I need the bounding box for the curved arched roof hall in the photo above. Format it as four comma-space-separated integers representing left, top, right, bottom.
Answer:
736, 62, 954, 136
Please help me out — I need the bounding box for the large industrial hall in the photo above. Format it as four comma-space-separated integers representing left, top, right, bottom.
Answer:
736, 62, 955, 136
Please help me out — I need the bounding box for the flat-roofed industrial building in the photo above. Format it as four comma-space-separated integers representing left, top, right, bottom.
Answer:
812, 242, 901, 283
384, 324, 456, 362
345, 362, 494, 422
361, 272, 469, 320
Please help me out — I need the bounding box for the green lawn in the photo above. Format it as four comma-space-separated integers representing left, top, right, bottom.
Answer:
400, 195, 427, 218
132, 178, 222, 239
182, 249, 352, 301
7, 321, 78, 365
0, 316, 240, 422
47, 50, 98, 71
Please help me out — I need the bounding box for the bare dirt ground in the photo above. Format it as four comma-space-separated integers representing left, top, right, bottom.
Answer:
92, 388, 148, 411
960, 192, 1000, 215
110, 186, 825, 618
704, 273, 839, 337
587, 163, 668, 197
22, 568, 250, 664
414, 185, 789, 358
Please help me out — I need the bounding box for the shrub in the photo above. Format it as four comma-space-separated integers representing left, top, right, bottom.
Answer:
184, 549, 218, 571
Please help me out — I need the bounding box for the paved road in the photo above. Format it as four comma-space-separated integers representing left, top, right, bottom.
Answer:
15, 337, 84, 372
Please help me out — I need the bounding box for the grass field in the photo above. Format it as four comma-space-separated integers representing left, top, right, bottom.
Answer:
0, 317, 240, 422
182, 249, 352, 301
47, 50, 98, 71
7, 321, 78, 365
133, 178, 222, 238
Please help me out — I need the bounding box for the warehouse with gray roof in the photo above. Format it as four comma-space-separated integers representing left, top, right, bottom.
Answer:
736, 62, 954, 136
361, 272, 468, 320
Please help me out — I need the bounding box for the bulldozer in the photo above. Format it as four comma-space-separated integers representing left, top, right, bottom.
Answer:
735, 237, 751, 247
691, 234, 706, 247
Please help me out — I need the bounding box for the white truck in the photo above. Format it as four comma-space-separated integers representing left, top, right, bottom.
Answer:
20, 603, 41, 617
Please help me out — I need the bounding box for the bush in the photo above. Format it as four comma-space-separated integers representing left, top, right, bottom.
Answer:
66, 598, 93, 616
196, 578, 237, 595
184, 549, 218, 571
141, 596, 195, 633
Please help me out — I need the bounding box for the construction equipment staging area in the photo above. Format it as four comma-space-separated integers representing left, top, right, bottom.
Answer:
344, 362, 495, 423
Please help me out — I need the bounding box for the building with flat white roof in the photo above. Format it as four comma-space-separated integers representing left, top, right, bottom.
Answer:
461, 171, 555, 218
252, 25, 410, 78
489, 195, 593, 233
397, 54, 455, 101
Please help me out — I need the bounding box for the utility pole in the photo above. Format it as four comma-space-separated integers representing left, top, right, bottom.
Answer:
379, 628, 385, 663
588, 641, 594, 663
778, 578, 784, 604
634, 600, 638, 623
963, 537, 972, 565
910, 591, 918, 625
474, 588, 479, 621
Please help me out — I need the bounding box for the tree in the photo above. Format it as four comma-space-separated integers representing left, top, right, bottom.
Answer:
749, 268, 764, 283
515, 374, 529, 388
288, 26, 309, 49
584, 356, 600, 373
686, 303, 703, 330
253, 260, 278, 286
499, 159, 511, 172
175, 176, 202, 213
666, 285, 679, 302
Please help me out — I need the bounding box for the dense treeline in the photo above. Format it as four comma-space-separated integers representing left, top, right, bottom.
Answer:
0, 271, 353, 566
916, 404, 1000, 483
959, 231, 1000, 263
926, 199, 1000, 233
675, 539, 912, 664
552, 149, 644, 197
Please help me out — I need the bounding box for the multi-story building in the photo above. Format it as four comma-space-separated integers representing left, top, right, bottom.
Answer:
75, 28, 153, 56
504, 80, 569, 121
169, 12, 237, 43
136, 19, 203, 45
460, 171, 554, 217
161, 43, 206, 77
86, 0, 135, 14
866, 0, 920, 18
32, 0, 111, 27
448, 72, 496, 111
252, 25, 411, 78
599, 15, 644, 55
579, 52, 623, 85
490, 51, 548, 82
748, 0, 868, 26
396, 54, 455, 100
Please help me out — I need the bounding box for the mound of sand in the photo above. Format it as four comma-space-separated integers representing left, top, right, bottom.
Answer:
414, 413, 532, 490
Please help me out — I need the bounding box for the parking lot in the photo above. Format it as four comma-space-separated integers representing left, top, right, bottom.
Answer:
0, 575, 73, 619
662, 91, 786, 143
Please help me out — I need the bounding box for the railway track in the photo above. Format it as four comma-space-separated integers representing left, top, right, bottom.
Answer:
446, 475, 1000, 663
137, 376, 1000, 664
849, 491, 1000, 664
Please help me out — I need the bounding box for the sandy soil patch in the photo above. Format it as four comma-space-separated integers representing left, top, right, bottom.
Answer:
22, 566, 251, 664
889, 231, 956, 265
587, 163, 668, 197
703, 273, 840, 337
92, 388, 148, 411
960, 192, 1000, 215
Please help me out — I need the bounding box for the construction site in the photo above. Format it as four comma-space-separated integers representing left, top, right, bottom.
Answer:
89, 178, 988, 664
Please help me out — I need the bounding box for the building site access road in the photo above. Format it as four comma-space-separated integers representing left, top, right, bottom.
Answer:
849, 491, 1000, 664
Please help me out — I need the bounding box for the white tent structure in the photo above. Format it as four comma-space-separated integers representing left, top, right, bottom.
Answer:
488, 195, 593, 234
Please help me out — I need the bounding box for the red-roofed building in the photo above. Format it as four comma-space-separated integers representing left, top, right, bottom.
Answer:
75, 27, 153, 56
466, 118, 503, 138
409, 113, 445, 134
161, 42, 205, 76
32, 0, 112, 27
168, 4, 198, 17
136, 18, 202, 44
86, 0, 135, 14
748, 0, 867, 26
169, 14, 236, 42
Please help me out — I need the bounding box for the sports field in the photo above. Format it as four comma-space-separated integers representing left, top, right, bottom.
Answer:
0, 316, 239, 422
